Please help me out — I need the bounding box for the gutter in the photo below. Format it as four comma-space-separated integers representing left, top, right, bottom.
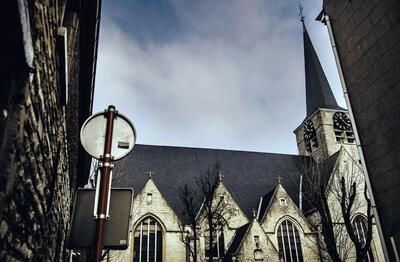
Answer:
321, 13, 390, 261
76, 0, 102, 187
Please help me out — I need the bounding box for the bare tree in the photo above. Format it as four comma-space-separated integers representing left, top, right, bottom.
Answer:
199, 162, 222, 262
331, 148, 374, 261
86, 158, 99, 188
195, 162, 236, 262
303, 147, 375, 262
302, 158, 344, 261
179, 162, 237, 262
339, 178, 374, 262
178, 184, 201, 262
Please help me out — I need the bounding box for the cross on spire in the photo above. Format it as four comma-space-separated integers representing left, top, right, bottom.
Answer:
276, 176, 283, 184
147, 170, 154, 178
298, 1, 305, 23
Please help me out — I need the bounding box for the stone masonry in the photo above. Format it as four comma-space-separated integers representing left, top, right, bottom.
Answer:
0, 0, 98, 261
323, 0, 400, 259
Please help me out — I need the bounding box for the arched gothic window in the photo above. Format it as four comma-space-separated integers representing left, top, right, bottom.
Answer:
133, 216, 163, 262
277, 220, 303, 262
333, 112, 355, 143
353, 215, 375, 262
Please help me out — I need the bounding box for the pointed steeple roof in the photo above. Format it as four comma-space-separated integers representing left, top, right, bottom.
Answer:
303, 23, 341, 116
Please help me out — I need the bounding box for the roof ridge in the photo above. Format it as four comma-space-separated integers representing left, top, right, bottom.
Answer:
134, 143, 301, 157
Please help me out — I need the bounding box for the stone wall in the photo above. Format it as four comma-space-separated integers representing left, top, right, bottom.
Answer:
323, 0, 400, 259
0, 0, 90, 260
235, 220, 279, 261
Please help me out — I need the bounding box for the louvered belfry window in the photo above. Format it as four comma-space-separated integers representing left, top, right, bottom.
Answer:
277, 220, 303, 262
134, 217, 163, 262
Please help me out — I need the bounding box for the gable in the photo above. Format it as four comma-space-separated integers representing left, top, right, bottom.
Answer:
131, 178, 182, 231
197, 182, 249, 224
226, 220, 279, 261
325, 146, 366, 210
260, 184, 313, 235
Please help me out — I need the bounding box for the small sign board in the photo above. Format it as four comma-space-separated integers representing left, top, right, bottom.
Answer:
68, 188, 133, 250
80, 111, 136, 161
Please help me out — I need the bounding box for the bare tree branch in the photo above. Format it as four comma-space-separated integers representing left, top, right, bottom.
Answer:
178, 184, 201, 262
302, 158, 343, 261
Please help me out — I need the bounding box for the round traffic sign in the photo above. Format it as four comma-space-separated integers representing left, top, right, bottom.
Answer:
80, 111, 136, 160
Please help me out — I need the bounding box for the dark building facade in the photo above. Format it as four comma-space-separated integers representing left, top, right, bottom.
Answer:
0, 0, 100, 260
322, 0, 400, 260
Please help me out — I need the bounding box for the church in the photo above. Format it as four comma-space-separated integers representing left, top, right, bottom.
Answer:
106, 24, 385, 262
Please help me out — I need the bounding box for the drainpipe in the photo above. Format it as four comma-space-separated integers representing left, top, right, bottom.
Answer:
299, 174, 303, 211
323, 14, 391, 261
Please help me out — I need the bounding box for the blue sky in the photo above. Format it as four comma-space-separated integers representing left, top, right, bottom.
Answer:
93, 0, 346, 154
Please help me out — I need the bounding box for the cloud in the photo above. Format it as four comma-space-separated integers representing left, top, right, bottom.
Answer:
94, 0, 343, 154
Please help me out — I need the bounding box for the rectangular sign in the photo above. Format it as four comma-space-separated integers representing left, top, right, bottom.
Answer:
68, 188, 133, 250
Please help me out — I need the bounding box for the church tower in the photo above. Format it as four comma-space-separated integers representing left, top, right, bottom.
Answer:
294, 23, 355, 163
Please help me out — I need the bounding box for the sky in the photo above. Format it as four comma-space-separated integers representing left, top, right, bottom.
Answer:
93, 0, 346, 155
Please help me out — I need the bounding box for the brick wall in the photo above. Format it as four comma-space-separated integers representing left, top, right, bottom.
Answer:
0, 0, 93, 260
323, 0, 400, 259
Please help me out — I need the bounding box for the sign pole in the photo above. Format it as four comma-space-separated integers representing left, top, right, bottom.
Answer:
94, 105, 116, 262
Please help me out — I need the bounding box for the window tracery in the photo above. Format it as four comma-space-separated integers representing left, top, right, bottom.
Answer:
277, 219, 303, 262
133, 216, 163, 262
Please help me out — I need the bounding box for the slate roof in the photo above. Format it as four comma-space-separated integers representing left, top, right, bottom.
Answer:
320, 151, 340, 185
225, 222, 250, 256
257, 188, 275, 221
303, 24, 343, 117
114, 144, 305, 223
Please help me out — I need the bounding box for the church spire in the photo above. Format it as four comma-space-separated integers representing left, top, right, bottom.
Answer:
303, 22, 341, 117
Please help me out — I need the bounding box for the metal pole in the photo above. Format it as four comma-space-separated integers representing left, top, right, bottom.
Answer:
94, 105, 116, 262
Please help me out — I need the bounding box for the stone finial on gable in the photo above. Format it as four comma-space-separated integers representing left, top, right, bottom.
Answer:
276, 176, 283, 184
218, 171, 224, 182
251, 208, 258, 219
147, 170, 154, 179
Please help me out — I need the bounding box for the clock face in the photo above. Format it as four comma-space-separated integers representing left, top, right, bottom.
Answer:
303, 120, 316, 140
333, 112, 352, 131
